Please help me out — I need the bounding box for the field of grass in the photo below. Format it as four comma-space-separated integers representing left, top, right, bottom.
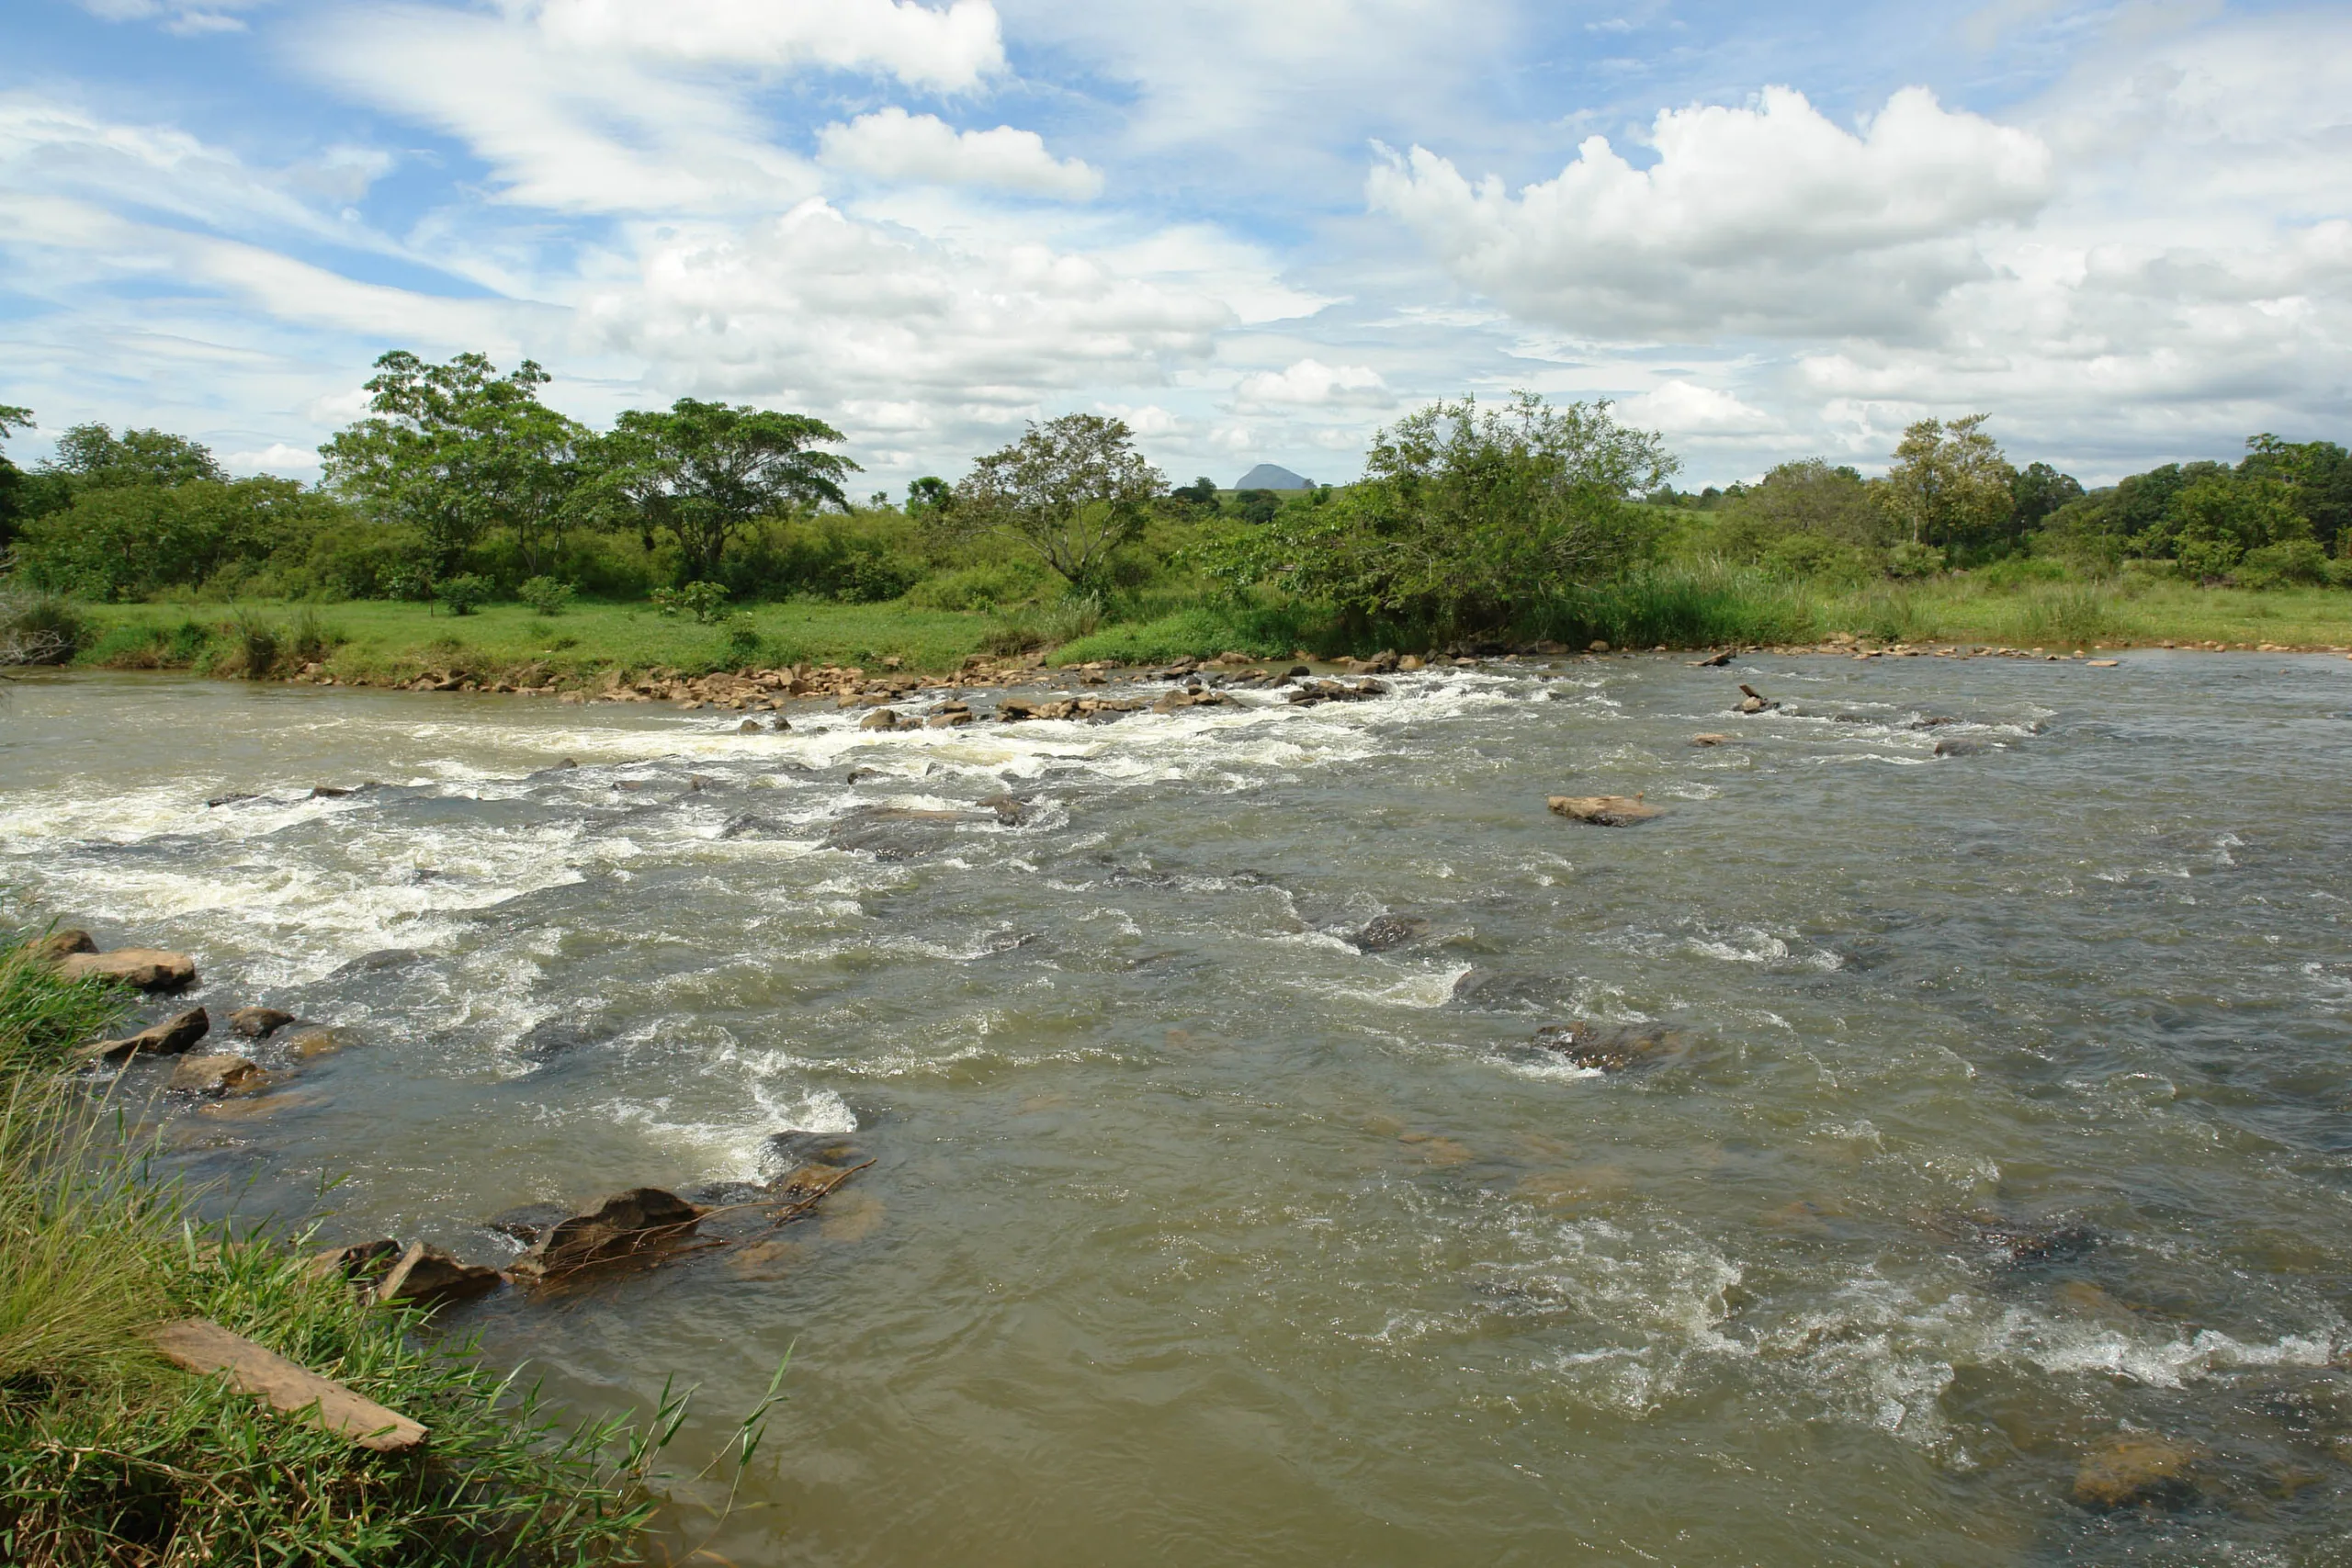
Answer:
75, 598, 1005, 683
0, 930, 729, 1565
51, 573, 2352, 694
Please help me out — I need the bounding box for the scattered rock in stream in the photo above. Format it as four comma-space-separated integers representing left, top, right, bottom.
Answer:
56, 947, 198, 992
1546, 795, 1662, 826
1531, 1021, 1687, 1072
481, 1202, 575, 1247
32, 929, 95, 963
375, 1242, 503, 1309
1350, 914, 1430, 953
305, 1238, 401, 1288
507, 1188, 702, 1283
228, 1006, 297, 1040
1735, 683, 1780, 715
168, 1053, 262, 1096
2074, 1435, 2200, 1510
76, 1006, 209, 1064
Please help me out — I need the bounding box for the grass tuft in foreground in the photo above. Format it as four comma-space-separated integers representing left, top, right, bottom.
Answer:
0, 933, 727, 1566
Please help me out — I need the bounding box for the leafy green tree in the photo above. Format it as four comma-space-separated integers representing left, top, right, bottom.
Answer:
946, 413, 1165, 592
2145, 471, 2310, 579
2010, 461, 2084, 532
1170, 475, 1220, 511
320, 351, 586, 579
2240, 434, 2352, 554
904, 476, 953, 518
589, 400, 855, 585
1209, 392, 1675, 631
0, 405, 30, 552
12, 477, 339, 599
1879, 414, 2016, 553
43, 423, 227, 489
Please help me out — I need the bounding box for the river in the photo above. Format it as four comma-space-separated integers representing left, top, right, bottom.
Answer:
6, 652, 2351, 1565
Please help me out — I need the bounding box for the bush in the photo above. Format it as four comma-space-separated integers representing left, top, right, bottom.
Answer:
1883, 540, 1946, 579
288, 607, 345, 666
518, 576, 576, 616
903, 559, 1059, 613
0, 592, 90, 666
650, 581, 729, 623
718, 613, 764, 666
2235, 538, 2331, 589
230, 609, 282, 678
434, 574, 491, 615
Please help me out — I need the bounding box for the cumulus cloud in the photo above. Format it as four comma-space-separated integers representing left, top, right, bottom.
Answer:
1621, 380, 1777, 435
1232, 358, 1392, 411
1368, 85, 2052, 339
819, 108, 1101, 199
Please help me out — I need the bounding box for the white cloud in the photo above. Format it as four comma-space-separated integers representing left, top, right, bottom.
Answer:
224, 441, 321, 476
818, 109, 1101, 199
77, 0, 266, 33
1621, 380, 1777, 435
1368, 85, 2052, 339
1232, 358, 1392, 410
534, 0, 1005, 91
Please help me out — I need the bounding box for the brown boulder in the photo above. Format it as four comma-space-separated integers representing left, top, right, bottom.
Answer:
168, 1053, 261, 1096
305, 1238, 401, 1286
858, 707, 903, 730
374, 1242, 502, 1309
1532, 1021, 1684, 1072
507, 1188, 702, 1282
1546, 795, 1662, 826
56, 948, 198, 992
2074, 1435, 2199, 1510
286, 1028, 354, 1061
228, 1006, 297, 1040
76, 1006, 210, 1064
1690, 733, 1732, 747
33, 929, 96, 963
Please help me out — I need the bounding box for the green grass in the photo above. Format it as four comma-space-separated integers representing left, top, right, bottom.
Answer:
53, 574, 2352, 695
74, 598, 1006, 682
0, 931, 743, 1565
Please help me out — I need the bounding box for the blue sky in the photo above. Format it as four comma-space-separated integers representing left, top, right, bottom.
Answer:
2, 0, 2346, 492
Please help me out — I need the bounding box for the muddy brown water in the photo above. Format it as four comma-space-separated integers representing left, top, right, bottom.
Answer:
6, 654, 2352, 1566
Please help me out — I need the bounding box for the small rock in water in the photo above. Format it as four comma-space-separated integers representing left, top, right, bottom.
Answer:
286, 1028, 356, 1062
56, 948, 198, 992
1690, 733, 1732, 747
508, 1189, 702, 1282
1933, 737, 1990, 757
763, 1129, 865, 1171
2074, 1435, 2199, 1510
859, 707, 904, 731
304, 1238, 401, 1286
1532, 1021, 1683, 1072
1546, 795, 1661, 826
375, 1242, 503, 1309
481, 1202, 575, 1246
77, 1006, 210, 1063
228, 1006, 297, 1040
738, 718, 763, 734
168, 1053, 261, 1096
1350, 914, 1430, 953
1971, 1217, 2098, 1267
33, 929, 96, 963
976, 793, 1030, 825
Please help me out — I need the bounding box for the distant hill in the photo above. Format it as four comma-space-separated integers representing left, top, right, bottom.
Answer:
1234, 463, 1314, 491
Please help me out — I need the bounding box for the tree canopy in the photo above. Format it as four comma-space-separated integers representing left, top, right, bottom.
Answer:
588, 399, 857, 585
947, 413, 1166, 592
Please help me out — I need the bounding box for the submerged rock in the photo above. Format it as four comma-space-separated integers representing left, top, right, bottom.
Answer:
1934, 737, 1991, 757
1351, 914, 1430, 953
508, 1188, 702, 1282
2074, 1435, 2199, 1510
168, 1053, 262, 1096
375, 1242, 503, 1309
1689, 733, 1732, 747
481, 1202, 575, 1247
1532, 1021, 1685, 1072
228, 1006, 297, 1040
57, 948, 198, 992
77, 1006, 209, 1064
1972, 1217, 2098, 1267
763, 1129, 865, 1172
1546, 795, 1662, 826
286, 1028, 356, 1062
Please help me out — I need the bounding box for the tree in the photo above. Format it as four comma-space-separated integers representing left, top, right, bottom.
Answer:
2148, 471, 2310, 579
1879, 414, 2016, 553
948, 413, 1165, 592
320, 351, 586, 578
1170, 475, 1219, 510
12, 477, 340, 600
2011, 461, 2084, 532
591, 399, 856, 584
905, 476, 953, 518
0, 405, 29, 552
2240, 434, 2352, 554
42, 423, 227, 490
1715, 459, 1889, 580
1208, 392, 1676, 630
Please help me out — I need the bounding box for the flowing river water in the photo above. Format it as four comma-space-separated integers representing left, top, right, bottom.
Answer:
6, 652, 2352, 1565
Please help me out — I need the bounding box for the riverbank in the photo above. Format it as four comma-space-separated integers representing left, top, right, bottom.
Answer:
32, 573, 2352, 695
0, 932, 661, 1565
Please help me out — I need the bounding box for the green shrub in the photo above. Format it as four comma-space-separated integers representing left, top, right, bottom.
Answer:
718, 613, 764, 666
518, 576, 576, 616
1883, 541, 1946, 579
650, 581, 729, 623
288, 607, 345, 665
434, 574, 491, 616
905, 559, 1057, 612
2236, 538, 2331, 589
0, 592, 91, 666
2008, 584, 2115, 644
230, 609, 283, 679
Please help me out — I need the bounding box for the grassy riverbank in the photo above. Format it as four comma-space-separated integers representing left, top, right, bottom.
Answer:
0, 934, 662, 1565
45, 570, 2352, 691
